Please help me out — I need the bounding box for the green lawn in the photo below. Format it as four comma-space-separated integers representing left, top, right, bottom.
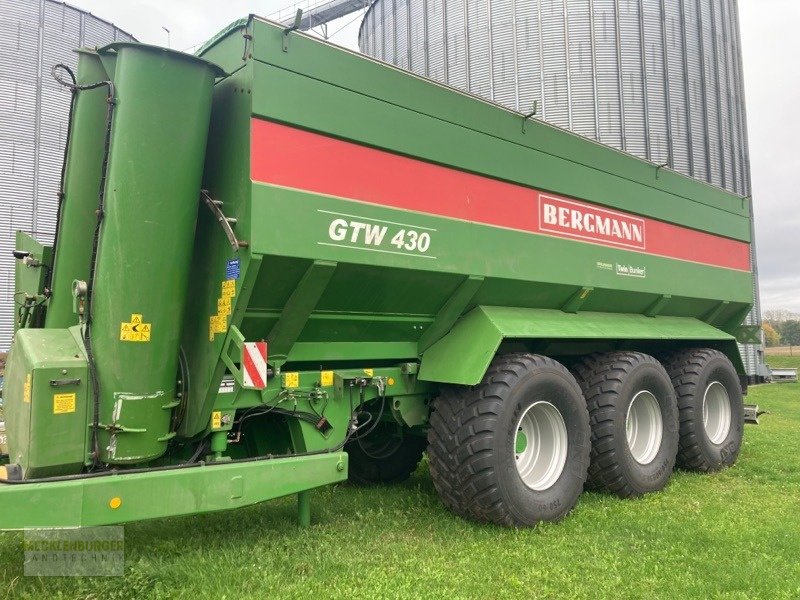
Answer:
766, 354, 800, 369
1, 369, 798, 599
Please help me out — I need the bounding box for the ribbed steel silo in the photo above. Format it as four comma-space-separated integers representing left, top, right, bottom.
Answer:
359, 0, 766, 378
360, 0, 751, 192
0, 0, 134, 350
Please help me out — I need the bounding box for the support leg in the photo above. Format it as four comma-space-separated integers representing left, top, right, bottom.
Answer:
297, 490, 311, 527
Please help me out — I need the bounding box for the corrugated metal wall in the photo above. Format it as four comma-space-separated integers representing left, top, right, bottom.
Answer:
0, 0, 133, 350
359, 0, 765, 377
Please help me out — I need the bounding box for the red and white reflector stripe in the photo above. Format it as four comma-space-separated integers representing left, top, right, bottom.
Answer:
242, 342, 268, 389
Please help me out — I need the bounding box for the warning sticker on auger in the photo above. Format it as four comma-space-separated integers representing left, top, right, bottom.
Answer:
120, 314, 151, 342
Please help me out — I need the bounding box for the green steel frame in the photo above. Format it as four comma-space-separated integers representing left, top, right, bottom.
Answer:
0, 14, 755, 529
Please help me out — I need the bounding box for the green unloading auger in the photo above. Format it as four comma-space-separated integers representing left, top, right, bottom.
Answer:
0, 39, 348, 528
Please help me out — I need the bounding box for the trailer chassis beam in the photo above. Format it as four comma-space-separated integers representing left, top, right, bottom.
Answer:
0, 452, 347, 529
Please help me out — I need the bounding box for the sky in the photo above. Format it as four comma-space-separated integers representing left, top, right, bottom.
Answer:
70, 0, 800, 314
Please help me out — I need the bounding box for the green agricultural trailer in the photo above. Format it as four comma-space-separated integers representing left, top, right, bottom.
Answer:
0, 15, 758, 529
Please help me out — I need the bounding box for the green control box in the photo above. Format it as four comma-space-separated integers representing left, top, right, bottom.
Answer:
4, 327, 89, 478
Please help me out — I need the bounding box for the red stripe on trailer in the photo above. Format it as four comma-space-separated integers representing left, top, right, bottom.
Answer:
242, 342, 267, 390
250, 119, 751, 272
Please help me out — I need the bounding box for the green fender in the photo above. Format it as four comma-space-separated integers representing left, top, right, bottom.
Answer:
418, 306, 744, 386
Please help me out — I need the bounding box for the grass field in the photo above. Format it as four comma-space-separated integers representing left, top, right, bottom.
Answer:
0, 361, 798, 599
766, 354, 800, 369
765, 346, 800, 357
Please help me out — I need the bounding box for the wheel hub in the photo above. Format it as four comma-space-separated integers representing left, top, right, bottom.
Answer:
703, 381, 732, 445
514, 401, 568, 491
625, 390, 663, 465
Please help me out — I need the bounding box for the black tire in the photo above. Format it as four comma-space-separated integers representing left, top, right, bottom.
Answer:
428, 353, 590, 526
573, 352, 679, 498
426, 386, 472, 518
345, 424, 427, 485
663, 348, 744, 472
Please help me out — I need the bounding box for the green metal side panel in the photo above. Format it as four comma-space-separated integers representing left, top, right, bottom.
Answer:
0, 452, 347, 529
178, 17, 755, 437
250, 185, 753, 310
418, 306, 741, 386
13, 232, 51, 332
244, 19, 750, 240
3, 327, 89, 478
179, 64, 255, 438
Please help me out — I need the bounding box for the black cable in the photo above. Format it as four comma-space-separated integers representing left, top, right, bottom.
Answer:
184, 440, 209, 464
354, 391, 387, 443
12, 291, 48, 309
83, 80, 115, 469
307, 392, 328, 419
234, 404, 326, 434
43, 64, 78, 297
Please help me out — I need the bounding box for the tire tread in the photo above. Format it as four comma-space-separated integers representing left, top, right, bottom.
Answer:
428, 353, 589, 525
572, 351, 676, 498
662, 348, 741, 472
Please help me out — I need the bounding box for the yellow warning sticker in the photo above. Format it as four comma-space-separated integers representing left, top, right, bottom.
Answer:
120, 313, 151, 342
211, 411, 222, 429
217, 297, 232, 317
320, 371, 334, 387
210, 279, 237, 342
284, 372, 300, 389
53, 393, 76, 414
363, 369, 374, 377
23, 374, 32, 403
221, 279, 236, 299
210, 315, 228, 334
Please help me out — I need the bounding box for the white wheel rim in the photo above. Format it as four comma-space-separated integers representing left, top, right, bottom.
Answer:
626, 390, 663, 465
514, 401, 568, 491
703, 381, 732, 445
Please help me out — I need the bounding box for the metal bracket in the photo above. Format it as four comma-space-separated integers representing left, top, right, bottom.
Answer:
702, 300, 730, 326
562, 287, 593, 314
267, 260, 337, 362
241, 30, 253, 61
389, 396, 430, 428
201, 190, 248, 252
644, 294, 672, 318
744, 404, 766, 425
736, 325, 762, 345
220, 325, 246, 387
50, 378, 81, 387
418, 276, 484, 353
522, 101, 539, 133
283, 9, 303, 52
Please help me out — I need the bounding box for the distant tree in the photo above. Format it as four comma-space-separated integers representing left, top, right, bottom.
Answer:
763, 322, 781, 347
763, 309, 800, 324
779, 320, 800, 347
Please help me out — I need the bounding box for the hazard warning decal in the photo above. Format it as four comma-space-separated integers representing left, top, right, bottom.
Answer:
242, 342, 268, 390
209, 279, 236, 341
120, 314, 152, 342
